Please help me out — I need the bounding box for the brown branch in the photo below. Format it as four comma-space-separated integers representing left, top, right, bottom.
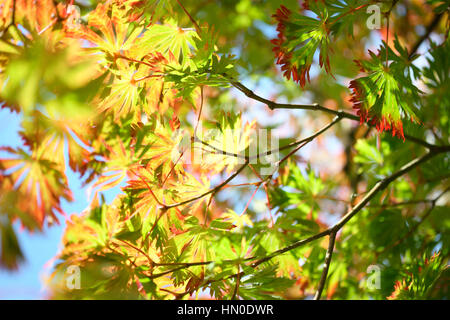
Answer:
128, 168, 164, 206
367, 198, 434, 208
313, 231, 337, 300
161, 149, 185, 187
229, 80, 448, 150
115, 54, 161, 69
116, 239, 155, 266
231, 264, 241, 300
230, 80, 349, 117
193, 138, 249, 160
275, 116, 342, 167
251, 229, 332, 268
148, 265, 188, 279
330, 147, 449, 232
195, 116, 342, 163
330, 4, 369, 26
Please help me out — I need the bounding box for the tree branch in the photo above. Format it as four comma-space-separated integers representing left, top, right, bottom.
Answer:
274, 116, 342, 168
194, 116, 341, 162
245, 147, 449, 274
313, 231, 337, 300
251, 229, 332, 268
331, 147, 449, 232
230, 80, 352, 118
230, 80, 448, 150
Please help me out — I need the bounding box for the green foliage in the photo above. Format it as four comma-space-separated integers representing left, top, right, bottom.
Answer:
388, 252, 448, 300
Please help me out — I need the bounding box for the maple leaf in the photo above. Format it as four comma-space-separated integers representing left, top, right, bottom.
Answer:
422, 40, 450, 108
63, 2, 190, 120
139, 120, 185, 181
0, 147, 72, 228
164, 53, 237, 105
87, 118, 151, 196
141, 52, 183, 115
349, 45, 422, 140
96, 59, 146, 122
69, 12, 181, 121
61, 212, 107, 256
20, 111, 92, 175
137, 20, 199, 67
84, 117, 187, 209
167, 216, 218, 278
89, 136, 135, 197
194, 113, 256, 175
1, 0, 67, 35
222, 209, 253, 230
65, 2, 143, 61
271, 3, 333, 87
387, 252, 446, 300
166, 171, 210, 217
258, 229, 302, 277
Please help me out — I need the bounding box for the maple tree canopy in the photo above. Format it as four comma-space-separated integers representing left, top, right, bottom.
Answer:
0, 0, 449, 300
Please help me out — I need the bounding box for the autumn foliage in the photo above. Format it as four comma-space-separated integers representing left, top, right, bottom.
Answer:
0, 0, 449, 300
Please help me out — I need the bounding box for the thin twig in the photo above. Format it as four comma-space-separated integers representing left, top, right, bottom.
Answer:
162, 161, 249, 209
313, 231, 337, 300
376, 187, 449, 256
116, 239, 155, 266
128, 168, 164, 206
230, 80, 346, 115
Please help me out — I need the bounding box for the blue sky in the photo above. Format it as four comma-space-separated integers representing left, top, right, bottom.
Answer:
0, 108, 121, 299
0, 109, 61, 299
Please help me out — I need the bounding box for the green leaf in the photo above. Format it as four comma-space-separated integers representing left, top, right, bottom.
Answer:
349, 43, 422, 140
139, 20, 199, 67
271, 3, 333, 87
